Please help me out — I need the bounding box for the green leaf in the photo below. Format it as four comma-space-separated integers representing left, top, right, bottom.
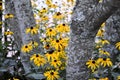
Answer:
26, 73, 45, 79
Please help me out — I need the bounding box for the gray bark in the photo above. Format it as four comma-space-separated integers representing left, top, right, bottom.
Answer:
5, 0, 41, 75
67, 0, 120, 80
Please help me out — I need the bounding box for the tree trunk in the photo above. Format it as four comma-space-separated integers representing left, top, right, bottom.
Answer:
5, 0, 41, 75
66, 0, 120, 80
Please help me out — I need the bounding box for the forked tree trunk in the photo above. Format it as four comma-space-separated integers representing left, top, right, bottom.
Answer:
66, 0, 120, 80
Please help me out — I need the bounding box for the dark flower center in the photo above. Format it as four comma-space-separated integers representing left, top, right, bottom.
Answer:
49, 29, 52, 32
57, 12, 61, 16
25, 46, 28, 48
48, 50, 54, 54
92, 61, 95, 64
103, 58, 106, 61
63, 24, 65, 26
7, 13, 10, 16
30, 27, 33, 29
56, 40, 59, 43
43, 8, 46, 10
58, 50, 60, 52
36, 54, 39, 57
50, 72, 54, 75
44, 38, 46, 40
32, 41, 34, 44
46, 44, 50, 47
54, 60, 57, 62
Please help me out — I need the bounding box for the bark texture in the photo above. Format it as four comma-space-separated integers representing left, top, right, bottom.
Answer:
67, 0, 120, 80
104, 9, 120, 60
5, 0, 41, 75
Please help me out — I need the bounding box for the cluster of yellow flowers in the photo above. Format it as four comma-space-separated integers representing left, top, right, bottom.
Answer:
86, 22, 120, 79
21, 0, 75, 79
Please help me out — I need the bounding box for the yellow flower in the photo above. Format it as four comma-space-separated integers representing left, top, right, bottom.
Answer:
97, 39, 110, 45
48, 4, 57, 8
55, 50, 66, 58
97, 58, 112, 67
28, 41, 38, 48
26, 26, 38, 35
30, 54, 46, 66
21, 44, 33, 53
44, 70, 60, 80
50, 58, 62, 68
96, 29, 105, 37
86, 59, 99, 72
99, 50, 110, 56
44, 44, 51, 50
46, 0, 52, 6
51, 39, 64, 50
101, 22, 105, 27
89, 78, 96, 80
4, 14, 14, 19
117, 75, 120, 80
41, 15, 49, 21
115, 42, 120, 50
46, 28, 56, 37
45, 50, 58, 61
4, 31, 14, 35
53, 12, 64, 20
99, 77, 109, 80
56, 23, 70, 33
0, 4, 2, 10
8, 77, 19, 80
40, 8, 47, 13
40, 37, 51, 42
99, 0, 103, 3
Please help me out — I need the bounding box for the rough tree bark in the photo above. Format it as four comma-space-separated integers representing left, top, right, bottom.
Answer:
104, 9, 120, 61
5, 0, 41, 75
67, 0, 120, 80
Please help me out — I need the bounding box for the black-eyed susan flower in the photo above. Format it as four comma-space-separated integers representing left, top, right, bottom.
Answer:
8, 77, 19, 80
0, 2, 2, 10
26, 26, 38, 35
99, 77, 109, 80
56, 23, 70, 33
46, 0, 52, 6
4, 13, 14, 19
44, 44, 51, 50
28, 41, 38, 48
21, 44, 33, 53
4, 31, 14, 35
88, 78, 96, 80
96, 29, 105, 37
117, 75, 120, 80
48, 4, 57, 8
46, 28, 56, 37
40, 8, 48, 13
101, 22, 105, 27
44, 70, 60, 80
59, 37, 69, 48
115, 42, 120, 50
50, 58, 62, 68
40, 37, 50, 42
30, 54, 46, 66
97, 39, 110, 45
53, 12, 64, 20
51, 39, 64, 50
99, 50, 110, 56
41, 15, 49, 21
86, 59, 99, 72
55, 50, 66, 58
45, 50, 58, 61
97, 58, 112, 67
